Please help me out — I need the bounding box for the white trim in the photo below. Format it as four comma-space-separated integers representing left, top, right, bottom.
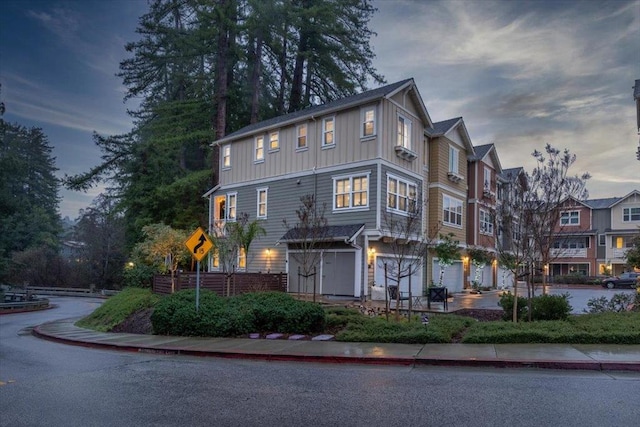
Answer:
254, 135, 265, 162
256, 187, 268, 219
227, 192, 238, 221
268, 131, 280, 152
386, 173, 418, 216
443, 194, 463, 228
296, 123, 308, 150
397, 113, 412, 150
560, 210, 580, 226
332, 172, 370, 212
360, 105, 377, 139
428, 182, 468, 199
222, 144, 231, 170
449, 145, 460, 174
322, 116, 336, 147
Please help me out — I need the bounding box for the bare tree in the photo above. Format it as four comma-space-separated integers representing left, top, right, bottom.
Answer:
282, 194, 328, 302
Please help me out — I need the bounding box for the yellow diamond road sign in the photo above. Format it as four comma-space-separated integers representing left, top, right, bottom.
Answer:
185, 227, 213, 262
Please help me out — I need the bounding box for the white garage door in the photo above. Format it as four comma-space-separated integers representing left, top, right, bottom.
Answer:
432, 259, 464, 293
471, 264, 494, 287
374, 256, 423, 296
497, 266, 514, 290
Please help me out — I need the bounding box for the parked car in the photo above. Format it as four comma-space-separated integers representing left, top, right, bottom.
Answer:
601, 272, 640, 289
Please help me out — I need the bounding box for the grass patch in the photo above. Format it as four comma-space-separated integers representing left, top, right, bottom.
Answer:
76, 288, 161, 332
335, 314, 474, 344
462, 311, 640, 344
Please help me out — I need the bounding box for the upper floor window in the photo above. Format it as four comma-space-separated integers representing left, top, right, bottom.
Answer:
623, 207, 640, 222
397, 115, 412, 149
560, 211, 579, 226
483, 167, 491, 189
322, 117, 335, 147
227, 193, 237, 221
387, 175, 417, 214
255, 136, 264, 162
449, 146, 459, 174
480, 209, 493, 235
237, 247, 246, 270
361, 107, 376, 138
334, 174, 369, 211
257, 188, 268, 219
598, 234, 606, 246
222, 144, 231, 169
297, 124, 307, 150
269, 131, 279, 151
443, 195, 463, 227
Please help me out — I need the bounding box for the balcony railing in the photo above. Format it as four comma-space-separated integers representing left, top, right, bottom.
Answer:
550, 248, 587, 258
210, 219, 227, 237
611, 248, 628, 259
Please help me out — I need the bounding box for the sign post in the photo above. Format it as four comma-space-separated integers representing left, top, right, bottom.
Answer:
185, 227, 213, 311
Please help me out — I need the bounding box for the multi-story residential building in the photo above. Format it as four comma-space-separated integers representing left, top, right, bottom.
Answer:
604, 190, 640, 275
206, 78, 434, 299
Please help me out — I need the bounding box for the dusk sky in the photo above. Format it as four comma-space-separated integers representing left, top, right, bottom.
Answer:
1, 0, 639, 220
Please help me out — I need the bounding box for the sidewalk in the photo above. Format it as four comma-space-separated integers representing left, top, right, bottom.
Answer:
33, 317, 640, 372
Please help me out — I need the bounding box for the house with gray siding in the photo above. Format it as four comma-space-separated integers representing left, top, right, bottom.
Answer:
205, 78, 434, 299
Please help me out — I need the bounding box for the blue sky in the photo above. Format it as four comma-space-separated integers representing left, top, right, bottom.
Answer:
1, 0, 639, 219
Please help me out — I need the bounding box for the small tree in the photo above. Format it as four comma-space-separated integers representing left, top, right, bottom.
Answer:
135, 223, 190, 293
433, 233, 461, 288
467, 247, 493, 292
625, 233, 640, 270
282, 194, 328, 302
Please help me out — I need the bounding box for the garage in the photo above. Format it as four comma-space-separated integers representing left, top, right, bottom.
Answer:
432, 259, 464, 293
287, 250, 357, 296
374, 255, 423, 296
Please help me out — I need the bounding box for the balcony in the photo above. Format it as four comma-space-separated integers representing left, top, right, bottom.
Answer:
447, 171, 464, 183
611, 248, 628, 259
394, 145, 417, 161
210, 219, 227, 237
551, 248, 587, 258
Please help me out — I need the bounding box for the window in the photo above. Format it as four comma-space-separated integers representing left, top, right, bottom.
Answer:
387, 175, 417, 214
212, 249, 219, 269
483, 167, 491, 190
222, 144, 231, 169
598, 234, 606, 246
297, 124, 307, 149
560, 211, 579, 225
443, 195, 463, 227
255, 136, 264, 162
322, 117, 335, 147
623, 207, 640, 222
257, 188, 268, 218
480, 210, 493, 235
237, 247, 246, 270
361, 107, 376, 138
227, 193, 237, 221
449, 146, 459, 174
269, 131, 279, 151
334, 174, 369, 210
397, 115, 411, 149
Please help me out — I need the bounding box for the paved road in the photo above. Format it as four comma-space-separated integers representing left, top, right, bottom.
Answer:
1, 297, 639, 426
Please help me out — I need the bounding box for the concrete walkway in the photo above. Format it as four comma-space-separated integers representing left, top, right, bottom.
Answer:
33, 317, 640, 372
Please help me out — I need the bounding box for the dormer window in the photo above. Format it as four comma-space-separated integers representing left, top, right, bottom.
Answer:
397, 115, 412, 149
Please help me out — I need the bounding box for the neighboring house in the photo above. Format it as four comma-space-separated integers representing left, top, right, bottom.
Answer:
61, 240, 86, 262
604, 190, 640, 275
424, 117, 474, 292
205, 78, 433, 299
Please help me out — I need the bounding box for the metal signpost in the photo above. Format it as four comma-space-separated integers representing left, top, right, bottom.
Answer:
184, 227, 213, 311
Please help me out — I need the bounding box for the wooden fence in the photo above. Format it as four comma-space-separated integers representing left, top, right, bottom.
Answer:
152, 272, 287, 296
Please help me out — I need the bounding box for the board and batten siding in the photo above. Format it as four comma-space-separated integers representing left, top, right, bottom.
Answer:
611, 193, 640, 230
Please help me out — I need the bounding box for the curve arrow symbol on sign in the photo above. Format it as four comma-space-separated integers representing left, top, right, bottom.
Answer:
193, 234, 206, 254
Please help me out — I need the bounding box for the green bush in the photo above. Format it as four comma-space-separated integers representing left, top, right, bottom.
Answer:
151, 290, 325, 337
76, 288, 161, 332
122, 264, 157, 288
531, 293, 572, 321
585, 293, 636, 313
498, 292, 528, 321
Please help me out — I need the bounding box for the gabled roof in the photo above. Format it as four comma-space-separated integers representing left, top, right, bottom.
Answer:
212, 78, 431, 145
278, 223, 365, 244
609, 190, 640, 208
425, 117, 475, 154
498, 167, 524, 182
582, 197, 622, 209
468, 143, 503, 173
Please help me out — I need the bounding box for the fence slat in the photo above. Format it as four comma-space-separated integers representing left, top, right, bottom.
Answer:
153, 272, 287, 296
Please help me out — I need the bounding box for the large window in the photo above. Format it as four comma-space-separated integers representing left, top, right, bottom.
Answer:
361, 107, 376, 138
222, 144, 231, 169
449, 146, 459, 174
397, 115, 411, 149
255, 136, 264, 162
623, 207, 640, 222
480, 209, 493, 235
257, 188, 268, 218
560, 211, 579, 225
443, 195, 463, 227
322, 117, 335, 147
334, 174, 369, 210
297, 124, 307, 149
387, 175, 417, 214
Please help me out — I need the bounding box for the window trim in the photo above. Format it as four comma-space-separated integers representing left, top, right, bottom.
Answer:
222, 144, 231, 169
622, 206, 640, 222
237, 247, 246, 271
322, 116, 335, 148
256, 187, 268, 219
449, 146, 459, 174
269, 131, 279, 152
397, 114, 412, 150
361, 106, 376, 139
479, 209, 494, 235
560, 210, 580, 226
598, 234, 606, 246
333, 173, 370, 212
296, 123, 308, 151
254, 136, 265, 163
442, 194, 463, 228
386, 174, 418, 216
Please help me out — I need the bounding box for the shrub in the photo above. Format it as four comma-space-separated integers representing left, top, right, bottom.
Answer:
122, 263, 157, 288
585, 293, 636, 313
151, 290, 325, 337
76, 288, 161, 332
531, 293, 572, 321
498, 292, 528, 321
